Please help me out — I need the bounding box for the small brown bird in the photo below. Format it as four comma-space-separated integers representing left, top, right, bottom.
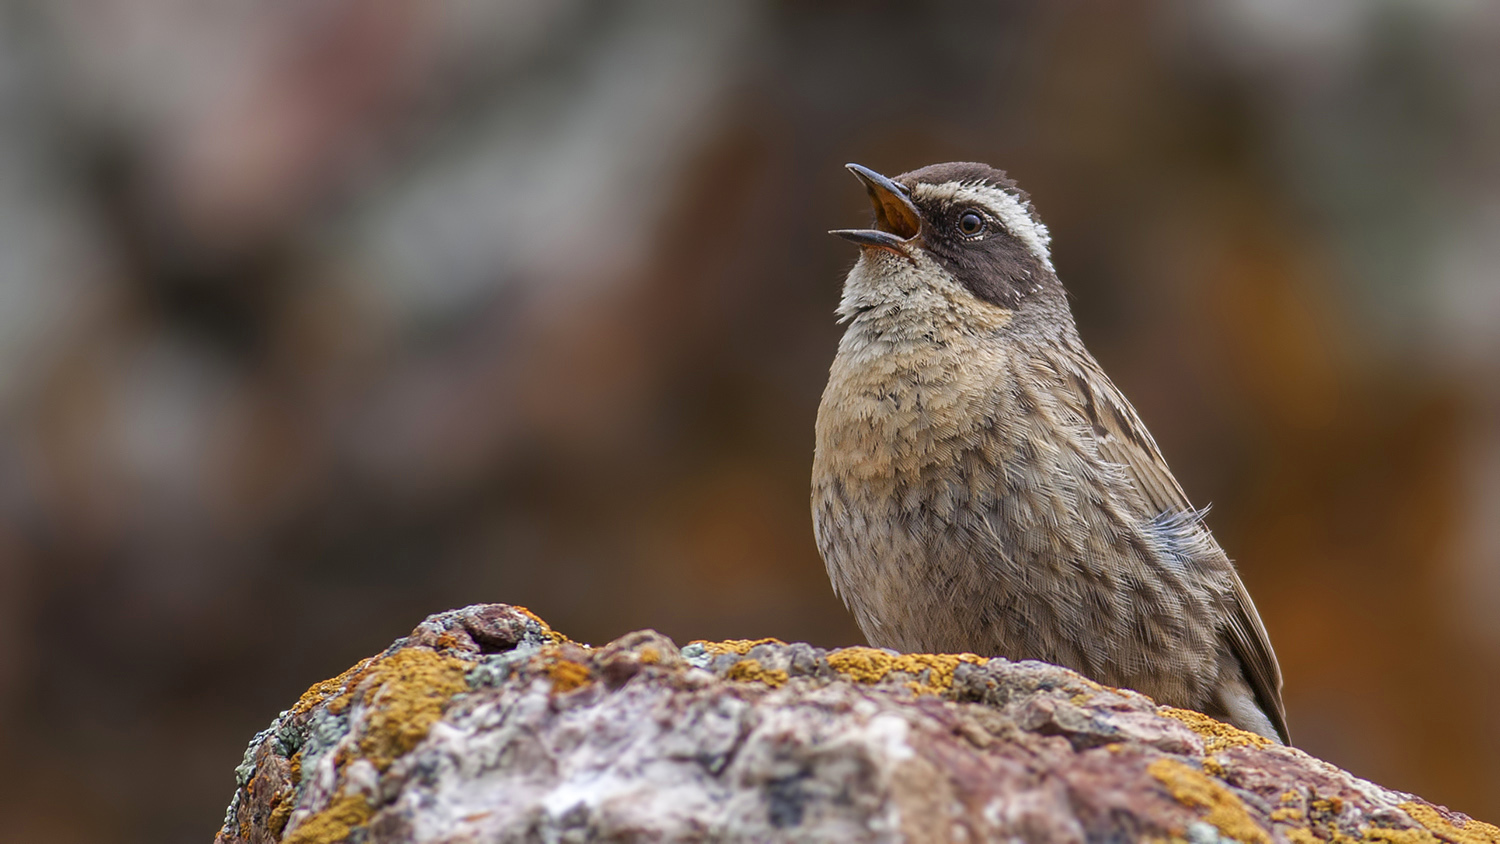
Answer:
812, 162, 1289, 743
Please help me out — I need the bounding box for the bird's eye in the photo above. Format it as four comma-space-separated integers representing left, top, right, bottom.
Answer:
957, 211, 986, 237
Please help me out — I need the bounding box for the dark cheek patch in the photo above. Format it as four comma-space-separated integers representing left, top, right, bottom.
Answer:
923, 233, 1045, 310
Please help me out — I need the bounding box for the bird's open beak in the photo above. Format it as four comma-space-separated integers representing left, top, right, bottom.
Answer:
830, 163, 922, 256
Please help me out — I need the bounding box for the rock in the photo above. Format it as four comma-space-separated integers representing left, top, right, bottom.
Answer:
216, 604, 1497, 844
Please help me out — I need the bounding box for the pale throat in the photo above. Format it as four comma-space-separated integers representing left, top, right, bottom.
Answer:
836, 252, 1015, 341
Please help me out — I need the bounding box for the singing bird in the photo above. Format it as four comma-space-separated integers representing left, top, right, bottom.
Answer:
812, 162, 1288, 743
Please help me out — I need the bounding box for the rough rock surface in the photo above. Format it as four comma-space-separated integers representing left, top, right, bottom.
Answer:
216, 604, 1497, 844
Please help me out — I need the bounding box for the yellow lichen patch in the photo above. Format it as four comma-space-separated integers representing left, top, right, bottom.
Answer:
252, 648, 470, 843
696, 638, 785, 656
291, 657, 376, 716
1159, 707, 1273, 754
514, 605, 570, 643
545, 659, 592, 693
267, 794, 295, 839
1401, 803, 1500, 844
1286, 829, 1322, 844
1365, 828, 1442, 844
1313, 798, 1345, 816
1072, 675, 1109, 693
352, 649, 472, 770
282, 794, 374, 844
826, 647, 987, 695
1273, 808, 1305, 822
325, 660, 383, 716
725, 658, 788, 688
1149, 757, 1270, 844
639, 646, 661, 665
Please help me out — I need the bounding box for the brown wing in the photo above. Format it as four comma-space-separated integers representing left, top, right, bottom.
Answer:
1061, 353, 1290, 744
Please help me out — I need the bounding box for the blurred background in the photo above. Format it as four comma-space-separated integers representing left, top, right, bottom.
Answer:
0, 2, 1497, 841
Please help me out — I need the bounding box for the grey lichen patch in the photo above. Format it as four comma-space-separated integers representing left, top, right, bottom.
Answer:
233, 727, 273, 789
1187, 820, 1234, 844
465, 643, 542, 689
298, 708, 349, 778
680, 641, 713, 669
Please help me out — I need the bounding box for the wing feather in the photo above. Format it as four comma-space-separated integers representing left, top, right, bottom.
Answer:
1061, 355, 1290, 744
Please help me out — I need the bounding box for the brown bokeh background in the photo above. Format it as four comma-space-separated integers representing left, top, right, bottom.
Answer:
0, 3, 1497, 841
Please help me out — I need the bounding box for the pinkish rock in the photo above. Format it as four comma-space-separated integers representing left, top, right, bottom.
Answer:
215, 604, 1498, 844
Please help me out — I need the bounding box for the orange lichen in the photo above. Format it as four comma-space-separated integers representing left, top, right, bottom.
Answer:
291, 657, 376, 716
282, 794, 374, 844
1272, 802, 1479, 844
1159, 707, 1273, 754
267, 795, 295, 839
545, 659, 592, 693
725, 658, 788, 688
1149, 757, 1270, 844
825, 646, 987, 695
514, 605, 569, 643
1312, 798, 1344, 816
639, 646, 661, 665
353, 649, 472, 770
1400, 803, 1500, 844
242, 647, 473, 844
696, 638, 785, 656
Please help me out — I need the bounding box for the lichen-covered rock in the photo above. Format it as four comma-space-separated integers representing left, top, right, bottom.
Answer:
216, 604, 1497, 844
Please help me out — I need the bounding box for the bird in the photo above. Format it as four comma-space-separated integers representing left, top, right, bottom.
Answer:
811, 161, 1289, 744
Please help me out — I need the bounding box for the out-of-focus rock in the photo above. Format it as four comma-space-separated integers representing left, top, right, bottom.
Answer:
215, 604, 1498, 844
